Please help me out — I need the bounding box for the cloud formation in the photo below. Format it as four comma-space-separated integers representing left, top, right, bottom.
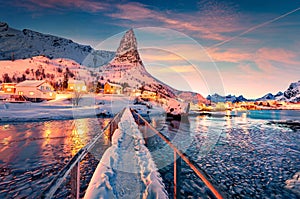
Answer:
109, 2, 243, 42
13, 0, 108, 12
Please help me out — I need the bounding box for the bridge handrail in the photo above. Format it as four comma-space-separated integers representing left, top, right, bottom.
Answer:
40, 108, 125, 199
132, 110, 227, 199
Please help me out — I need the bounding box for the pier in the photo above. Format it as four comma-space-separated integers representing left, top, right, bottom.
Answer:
41, 108, 226, 199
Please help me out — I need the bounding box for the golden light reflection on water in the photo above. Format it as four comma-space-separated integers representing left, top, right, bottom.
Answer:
70, 119, 89, 156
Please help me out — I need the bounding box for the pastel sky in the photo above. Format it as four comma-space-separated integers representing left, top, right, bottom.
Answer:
1, 0, 300, 98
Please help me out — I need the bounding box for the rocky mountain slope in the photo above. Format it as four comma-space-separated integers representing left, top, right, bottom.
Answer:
207, 93, 248, 103
256, 81, 300, 102
275, 81, 300, 102
99, 29, 175, 98
0, 22, 114, 65
98, 29, 208, 103
256, 92, 283, 101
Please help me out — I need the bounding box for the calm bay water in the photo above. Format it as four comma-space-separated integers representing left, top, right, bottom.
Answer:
0, 118, 110, 198
0, 110, 299, 198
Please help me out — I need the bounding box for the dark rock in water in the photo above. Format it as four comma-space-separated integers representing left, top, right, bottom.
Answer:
267, 120, 300, 131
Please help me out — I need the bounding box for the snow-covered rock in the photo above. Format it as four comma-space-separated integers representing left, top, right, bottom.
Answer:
0, 22, 114, 64
282, 80, 300, 102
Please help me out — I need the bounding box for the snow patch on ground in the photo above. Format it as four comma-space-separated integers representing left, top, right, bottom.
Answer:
0, 94, 164, 123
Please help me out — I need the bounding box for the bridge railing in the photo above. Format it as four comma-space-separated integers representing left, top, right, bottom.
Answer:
131, 110, 228, 199
40, 109, 125, 199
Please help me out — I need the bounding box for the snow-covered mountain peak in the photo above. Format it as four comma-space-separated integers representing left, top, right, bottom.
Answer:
257, 80, 300, 102
112, 29, 142, 66
116, 29, 137, 55
0, 22, 114, 65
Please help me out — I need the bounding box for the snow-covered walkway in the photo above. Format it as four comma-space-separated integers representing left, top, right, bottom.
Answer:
84, 108, 168, 199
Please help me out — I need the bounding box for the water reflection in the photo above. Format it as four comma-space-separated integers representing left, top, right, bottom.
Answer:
0, 117, 110, 198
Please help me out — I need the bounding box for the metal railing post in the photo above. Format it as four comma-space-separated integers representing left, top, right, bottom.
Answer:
70, 161, 80, 199
174, 152, 181, 199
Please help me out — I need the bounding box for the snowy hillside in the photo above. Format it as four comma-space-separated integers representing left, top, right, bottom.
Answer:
207, 93, 248, 103
0, 56, 94, 84
0, 22, 114, 65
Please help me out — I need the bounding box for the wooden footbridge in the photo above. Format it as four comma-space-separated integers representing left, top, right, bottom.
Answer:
41, 108, 227, 199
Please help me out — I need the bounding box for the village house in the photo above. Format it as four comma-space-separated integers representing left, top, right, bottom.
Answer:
1, 83, 17, 94
141, 90, 157, 101
67, 79, 87, 92
15, 80, 56, 101
104, 82, 123, 94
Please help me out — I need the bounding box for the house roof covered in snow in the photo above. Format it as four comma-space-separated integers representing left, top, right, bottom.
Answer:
105, 82, 122, 88
16, 80, 46, 87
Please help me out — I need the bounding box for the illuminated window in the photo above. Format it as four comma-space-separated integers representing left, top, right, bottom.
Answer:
29, 91, 34, 96
82, 86, 86, 91
18, 91, 23, 95
49, 93, 53, 97
7, 88, 11, 91
70, 86, 74, 89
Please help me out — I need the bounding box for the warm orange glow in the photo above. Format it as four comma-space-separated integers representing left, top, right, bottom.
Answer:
70, 119, 88, 156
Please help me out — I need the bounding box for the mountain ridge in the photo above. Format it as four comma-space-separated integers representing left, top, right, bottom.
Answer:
0, 22, 114, 65
207, 80, 300, 103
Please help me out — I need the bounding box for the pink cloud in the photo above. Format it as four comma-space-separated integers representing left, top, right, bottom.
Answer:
252, 48, 299, 73
255, 47, 299, 65
108, 2, 244, 42
208, 47, 300, 70
208, 48, 253, 63
14, 0, 108, 12
12, 0, 250, 43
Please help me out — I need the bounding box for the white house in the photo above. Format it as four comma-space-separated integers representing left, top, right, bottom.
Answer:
15, 80, 56, 101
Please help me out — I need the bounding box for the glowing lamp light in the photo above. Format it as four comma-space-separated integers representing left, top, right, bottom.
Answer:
29, 91, 34, 96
